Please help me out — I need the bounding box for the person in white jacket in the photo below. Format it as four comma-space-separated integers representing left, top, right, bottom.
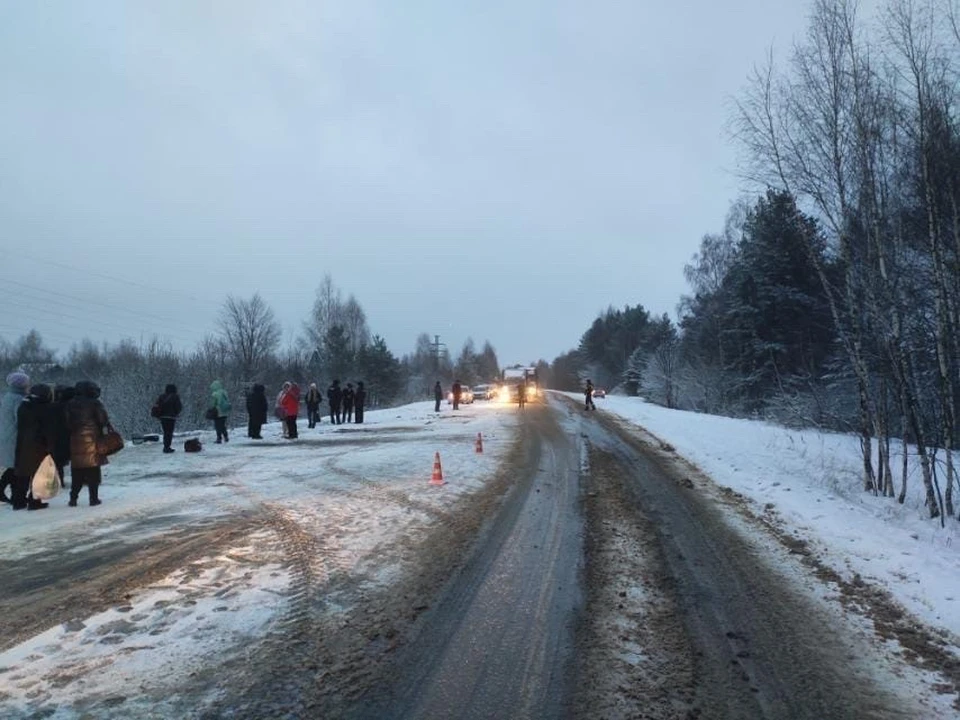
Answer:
0, 371, 30, 504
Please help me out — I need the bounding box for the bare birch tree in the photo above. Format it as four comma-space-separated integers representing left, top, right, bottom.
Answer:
217, 293, 281, 381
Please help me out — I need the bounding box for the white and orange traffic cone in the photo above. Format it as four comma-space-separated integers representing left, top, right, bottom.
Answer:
475, 432, 483, 454
430, 452, 446, 485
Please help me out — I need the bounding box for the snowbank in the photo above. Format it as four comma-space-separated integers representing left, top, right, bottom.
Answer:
591, 393, 960, 640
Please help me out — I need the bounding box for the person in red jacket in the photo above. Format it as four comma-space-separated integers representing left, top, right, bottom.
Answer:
281, 382, 301, 439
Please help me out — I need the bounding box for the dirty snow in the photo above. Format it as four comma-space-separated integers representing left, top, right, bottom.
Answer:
0, 552, 288, 718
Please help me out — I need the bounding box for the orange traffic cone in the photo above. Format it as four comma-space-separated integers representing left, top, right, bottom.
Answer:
430, 452, 446, 485
475, 432, 483, 454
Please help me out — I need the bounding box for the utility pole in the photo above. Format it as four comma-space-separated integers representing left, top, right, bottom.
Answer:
430, 334, 447, 374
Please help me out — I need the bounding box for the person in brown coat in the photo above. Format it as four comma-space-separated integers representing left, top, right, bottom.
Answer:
13, 383, 56, 510
66, 380, 110, 507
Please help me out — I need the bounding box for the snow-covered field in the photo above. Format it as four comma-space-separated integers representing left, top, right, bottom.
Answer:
591, 393, 960, 643
0, 401, 517, 718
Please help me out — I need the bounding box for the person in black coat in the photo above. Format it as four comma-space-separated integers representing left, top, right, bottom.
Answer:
354, 381, 366, 424
342, 383, 355, 423
52, 385, 76, 485
13, 383, 57, 510
328, 380, 343, 425
246, 384, 268, 439
154, 384, 183, 453
434, 381, 443, 413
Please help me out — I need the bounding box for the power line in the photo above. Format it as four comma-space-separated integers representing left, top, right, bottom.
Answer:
0, 274, 210, 335
0, 286, 204, 346
0, 296, 201, 346
11, 250, 220, 310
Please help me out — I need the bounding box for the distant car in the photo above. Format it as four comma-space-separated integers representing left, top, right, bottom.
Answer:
448, 386, 475, 404
594, 387, 606, 398
473, 384, 494, 400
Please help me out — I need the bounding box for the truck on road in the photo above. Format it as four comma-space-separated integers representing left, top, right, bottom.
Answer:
500, 365, 539, 402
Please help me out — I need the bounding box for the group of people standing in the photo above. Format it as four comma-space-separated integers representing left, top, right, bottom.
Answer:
1, 369, 378, 512
325, 379, 365, 425
1, 372, 114, 510
268, 379, 367, 438
149, 377, 369, 449
434, 380, 464, 412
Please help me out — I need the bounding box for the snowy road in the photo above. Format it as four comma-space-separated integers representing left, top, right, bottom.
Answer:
0, 396, 952, 718
577, 402, 924, 719
358, 402, 583, 719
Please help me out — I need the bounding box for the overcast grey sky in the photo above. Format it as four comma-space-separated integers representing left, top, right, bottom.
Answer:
1, 0, 816, 365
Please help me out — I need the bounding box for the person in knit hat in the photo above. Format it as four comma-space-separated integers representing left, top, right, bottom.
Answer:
0, 372, 30, 505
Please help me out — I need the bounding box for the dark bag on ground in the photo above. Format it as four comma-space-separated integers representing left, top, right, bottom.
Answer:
97, 424, 125, 457
184, 438, 202, 452
204, 407, 218, 420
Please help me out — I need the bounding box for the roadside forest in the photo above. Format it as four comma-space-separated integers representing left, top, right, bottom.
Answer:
552, 0, 960, 521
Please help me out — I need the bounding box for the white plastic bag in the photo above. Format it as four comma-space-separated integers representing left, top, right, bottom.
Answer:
31, 455, 60, 501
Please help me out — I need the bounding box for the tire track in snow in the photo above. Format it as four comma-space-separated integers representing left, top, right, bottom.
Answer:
320, 454, 457, 521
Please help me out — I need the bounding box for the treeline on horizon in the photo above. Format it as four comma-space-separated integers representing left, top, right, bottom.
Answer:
0, 274, 505, 438
546, 0, 960, 521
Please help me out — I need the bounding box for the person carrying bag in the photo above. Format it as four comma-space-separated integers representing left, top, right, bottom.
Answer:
66, 380, 112, 507
14, 383, 57, 510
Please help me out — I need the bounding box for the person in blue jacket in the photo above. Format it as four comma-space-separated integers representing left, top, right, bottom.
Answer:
0, 371, 29, 505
